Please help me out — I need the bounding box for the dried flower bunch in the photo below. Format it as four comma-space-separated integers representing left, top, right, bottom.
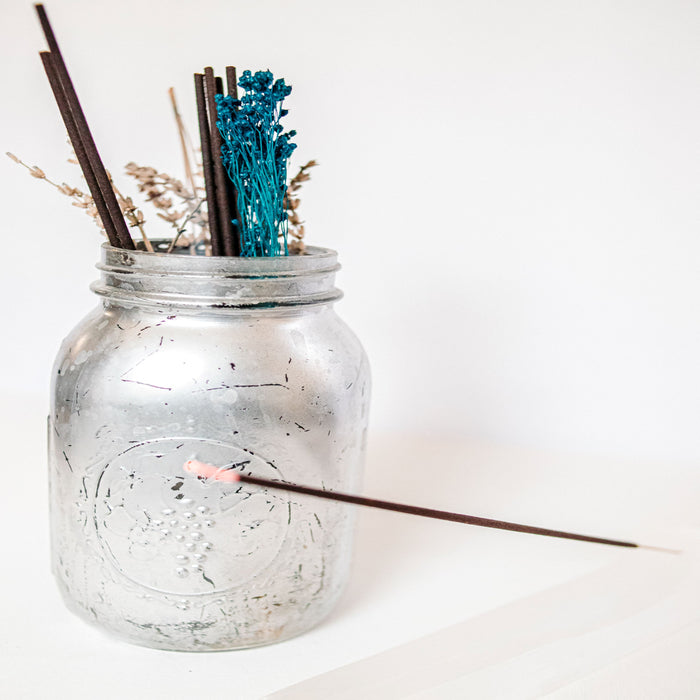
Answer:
6, 150, 153, 251
216, 70, 297, 257
285, 159, 317, 254
16, 5, 316, 258
124, 162, 207, 253
7, 151, 103, 229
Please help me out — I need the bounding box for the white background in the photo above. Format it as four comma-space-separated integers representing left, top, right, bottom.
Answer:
1, 2, 700, 697
0, 0, 700, 700
1, 0, 699, 461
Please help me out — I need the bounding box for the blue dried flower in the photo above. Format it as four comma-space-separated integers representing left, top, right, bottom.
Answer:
216, 70, 297, 256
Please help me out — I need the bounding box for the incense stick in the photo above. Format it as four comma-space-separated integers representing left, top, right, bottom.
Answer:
194, 72, 222, 256
35, 4, 134, 250
182, 460, 680, 553
39, 52, 121, 248
204, 67, 236, 256
223, 65, 242, 256
214, 70, 241, 256
226, 65, 238, 99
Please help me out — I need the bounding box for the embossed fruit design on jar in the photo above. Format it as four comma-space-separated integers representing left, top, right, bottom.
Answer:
48, 244, 370, 650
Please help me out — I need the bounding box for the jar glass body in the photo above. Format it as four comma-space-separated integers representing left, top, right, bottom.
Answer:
48, 245, 370, 651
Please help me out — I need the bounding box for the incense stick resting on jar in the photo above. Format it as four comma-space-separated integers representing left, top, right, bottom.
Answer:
182, 460, 680, 554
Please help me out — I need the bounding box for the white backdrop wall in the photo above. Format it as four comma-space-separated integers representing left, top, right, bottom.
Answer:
2, 0, 699, 461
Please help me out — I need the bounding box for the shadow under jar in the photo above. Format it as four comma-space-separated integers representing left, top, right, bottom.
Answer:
48, 244, 370, 651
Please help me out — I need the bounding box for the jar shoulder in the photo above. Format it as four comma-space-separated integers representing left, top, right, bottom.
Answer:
51, 305, 108, 385
51, 305, 369, 399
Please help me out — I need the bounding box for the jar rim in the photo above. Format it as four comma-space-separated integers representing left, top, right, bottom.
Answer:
93, 243, 342, 311
98, 242, 339, 279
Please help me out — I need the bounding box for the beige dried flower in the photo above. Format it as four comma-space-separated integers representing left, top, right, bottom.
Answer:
126, 158, 208, 252
10, 91, 211, 256
6, 151, 106, 233
106, 170, 153, 252
157, 210, 186, 224
58, 183, 79, 197
283, 160, 318, 254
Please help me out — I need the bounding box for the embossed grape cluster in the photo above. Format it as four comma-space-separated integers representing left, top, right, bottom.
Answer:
152, 502, 216, 578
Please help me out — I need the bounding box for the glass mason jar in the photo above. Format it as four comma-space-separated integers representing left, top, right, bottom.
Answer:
48, 244, 370, 651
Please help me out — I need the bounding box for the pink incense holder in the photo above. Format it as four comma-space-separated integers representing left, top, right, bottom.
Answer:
184, 459, 241, 483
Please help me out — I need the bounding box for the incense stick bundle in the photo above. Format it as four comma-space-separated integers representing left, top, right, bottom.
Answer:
193, 67, 243, 257
38, 52, 119, 248
35, 4, 133, 250
30, 6, 300, 257
182, 460, 679, 553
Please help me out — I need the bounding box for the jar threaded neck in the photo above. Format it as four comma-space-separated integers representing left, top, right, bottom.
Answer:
92, 243, 342, 311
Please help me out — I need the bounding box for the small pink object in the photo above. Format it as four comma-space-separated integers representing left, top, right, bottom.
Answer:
183, 459, 241, 483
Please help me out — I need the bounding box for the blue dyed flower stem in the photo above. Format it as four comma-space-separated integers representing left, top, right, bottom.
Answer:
216, 70, 297, 257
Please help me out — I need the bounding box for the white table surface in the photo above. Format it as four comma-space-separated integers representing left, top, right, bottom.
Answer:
1, 393, 698, 699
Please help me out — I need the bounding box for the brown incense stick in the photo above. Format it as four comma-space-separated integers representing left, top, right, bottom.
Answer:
204, 67, 236, 256
35, 4, 134, 250
182, 461, 679, 553
194, 73, 222, 256
225, 472, 677, 553
226, 65, 238, 99
214, 71, 240, 256
39, 52, 120, 248
222, 65, 242, 256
